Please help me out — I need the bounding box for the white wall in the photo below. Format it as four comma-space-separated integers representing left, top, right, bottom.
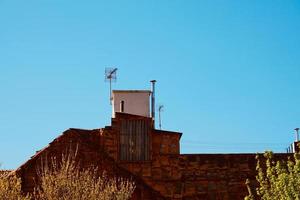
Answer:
112, 91, 151, 118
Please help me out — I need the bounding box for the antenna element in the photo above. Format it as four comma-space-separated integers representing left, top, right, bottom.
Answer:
158, 105, 164, 130
295, 128, 299, 142
105, 68, 118, 105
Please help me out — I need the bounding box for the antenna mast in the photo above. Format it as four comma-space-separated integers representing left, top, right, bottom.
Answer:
150, 80, 156, 127
105, 68, 118, 105
158, 105, 164, 130
295, 128, 299, 142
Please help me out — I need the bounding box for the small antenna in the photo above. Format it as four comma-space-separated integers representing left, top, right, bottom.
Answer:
295, 128, 299, 142
105, 68, 118, 105
158, 105, 164, 130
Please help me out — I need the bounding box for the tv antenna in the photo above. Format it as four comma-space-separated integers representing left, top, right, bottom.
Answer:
105, 67, 118, 105
158, 105, 164, 130
295, 128, 299, 142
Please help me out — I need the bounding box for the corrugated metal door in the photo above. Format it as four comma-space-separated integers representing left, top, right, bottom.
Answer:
120, 119, 150, 161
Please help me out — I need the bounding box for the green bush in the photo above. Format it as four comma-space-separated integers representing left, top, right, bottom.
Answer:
245, 151, 300, 200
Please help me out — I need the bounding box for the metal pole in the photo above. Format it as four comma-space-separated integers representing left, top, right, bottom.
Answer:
150, 80, 156, 127
159, 109, 162, 130
158, 105, 163, 130
110, 79, 112, 105
295, 128, 299, 142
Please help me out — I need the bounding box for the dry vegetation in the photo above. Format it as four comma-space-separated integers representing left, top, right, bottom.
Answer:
0, 170, 30, 200
0, 152, 135, 200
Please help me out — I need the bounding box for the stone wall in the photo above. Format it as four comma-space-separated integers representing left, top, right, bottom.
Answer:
103, 113, 291, 200
118, 152, 290, 200
15, 128, 165, 200
15, 112, 293, 200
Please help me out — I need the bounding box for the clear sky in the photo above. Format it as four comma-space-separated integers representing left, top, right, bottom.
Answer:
1, 0, 300, 169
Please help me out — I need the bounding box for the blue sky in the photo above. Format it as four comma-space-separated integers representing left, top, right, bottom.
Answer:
1, 0, 300, 169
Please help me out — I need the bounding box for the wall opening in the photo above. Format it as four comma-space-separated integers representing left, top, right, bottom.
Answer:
120, 100, 125, 112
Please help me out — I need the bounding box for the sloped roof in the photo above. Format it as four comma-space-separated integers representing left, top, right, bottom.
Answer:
15, 128, 166, 199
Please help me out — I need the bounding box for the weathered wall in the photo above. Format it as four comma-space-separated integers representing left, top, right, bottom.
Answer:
152, 130, 181, 155
15, 129, 165, 200
118, 154, 256, 199
15, 113, 293, 200
103, 113, 291, 200
119, 152, 290, 200
112, 91, 151, 118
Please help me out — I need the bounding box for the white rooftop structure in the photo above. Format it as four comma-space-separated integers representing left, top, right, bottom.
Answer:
112, 90, 151, 118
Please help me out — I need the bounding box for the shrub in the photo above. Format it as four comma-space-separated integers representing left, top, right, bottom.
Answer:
0, 170, 30, 200
245, 151, 300, 200
0, 150, 135, 200
33, 151, 135, 200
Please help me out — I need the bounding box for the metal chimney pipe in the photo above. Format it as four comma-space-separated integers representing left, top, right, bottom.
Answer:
150, 80, 156, 126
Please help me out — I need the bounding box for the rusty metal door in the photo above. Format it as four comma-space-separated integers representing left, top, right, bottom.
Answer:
120, 119, 150, 161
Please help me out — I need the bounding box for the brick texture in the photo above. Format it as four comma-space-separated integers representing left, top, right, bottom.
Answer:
14, 113, 292, 200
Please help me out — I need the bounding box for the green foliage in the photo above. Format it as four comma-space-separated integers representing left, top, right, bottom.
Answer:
245, 151, 300, 200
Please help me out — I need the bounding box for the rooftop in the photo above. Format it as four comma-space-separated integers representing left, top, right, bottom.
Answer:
112, 90, 151, 93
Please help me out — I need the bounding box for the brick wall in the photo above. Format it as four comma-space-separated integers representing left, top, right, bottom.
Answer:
15, 128, 165, 200
104, 113, 290, 200
15, 113, 292, 200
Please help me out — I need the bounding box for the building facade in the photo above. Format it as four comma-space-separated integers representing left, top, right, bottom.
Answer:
14, 90, 293, 200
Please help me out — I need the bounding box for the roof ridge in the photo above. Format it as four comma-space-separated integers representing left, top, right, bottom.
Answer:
15, 129, 73, 172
